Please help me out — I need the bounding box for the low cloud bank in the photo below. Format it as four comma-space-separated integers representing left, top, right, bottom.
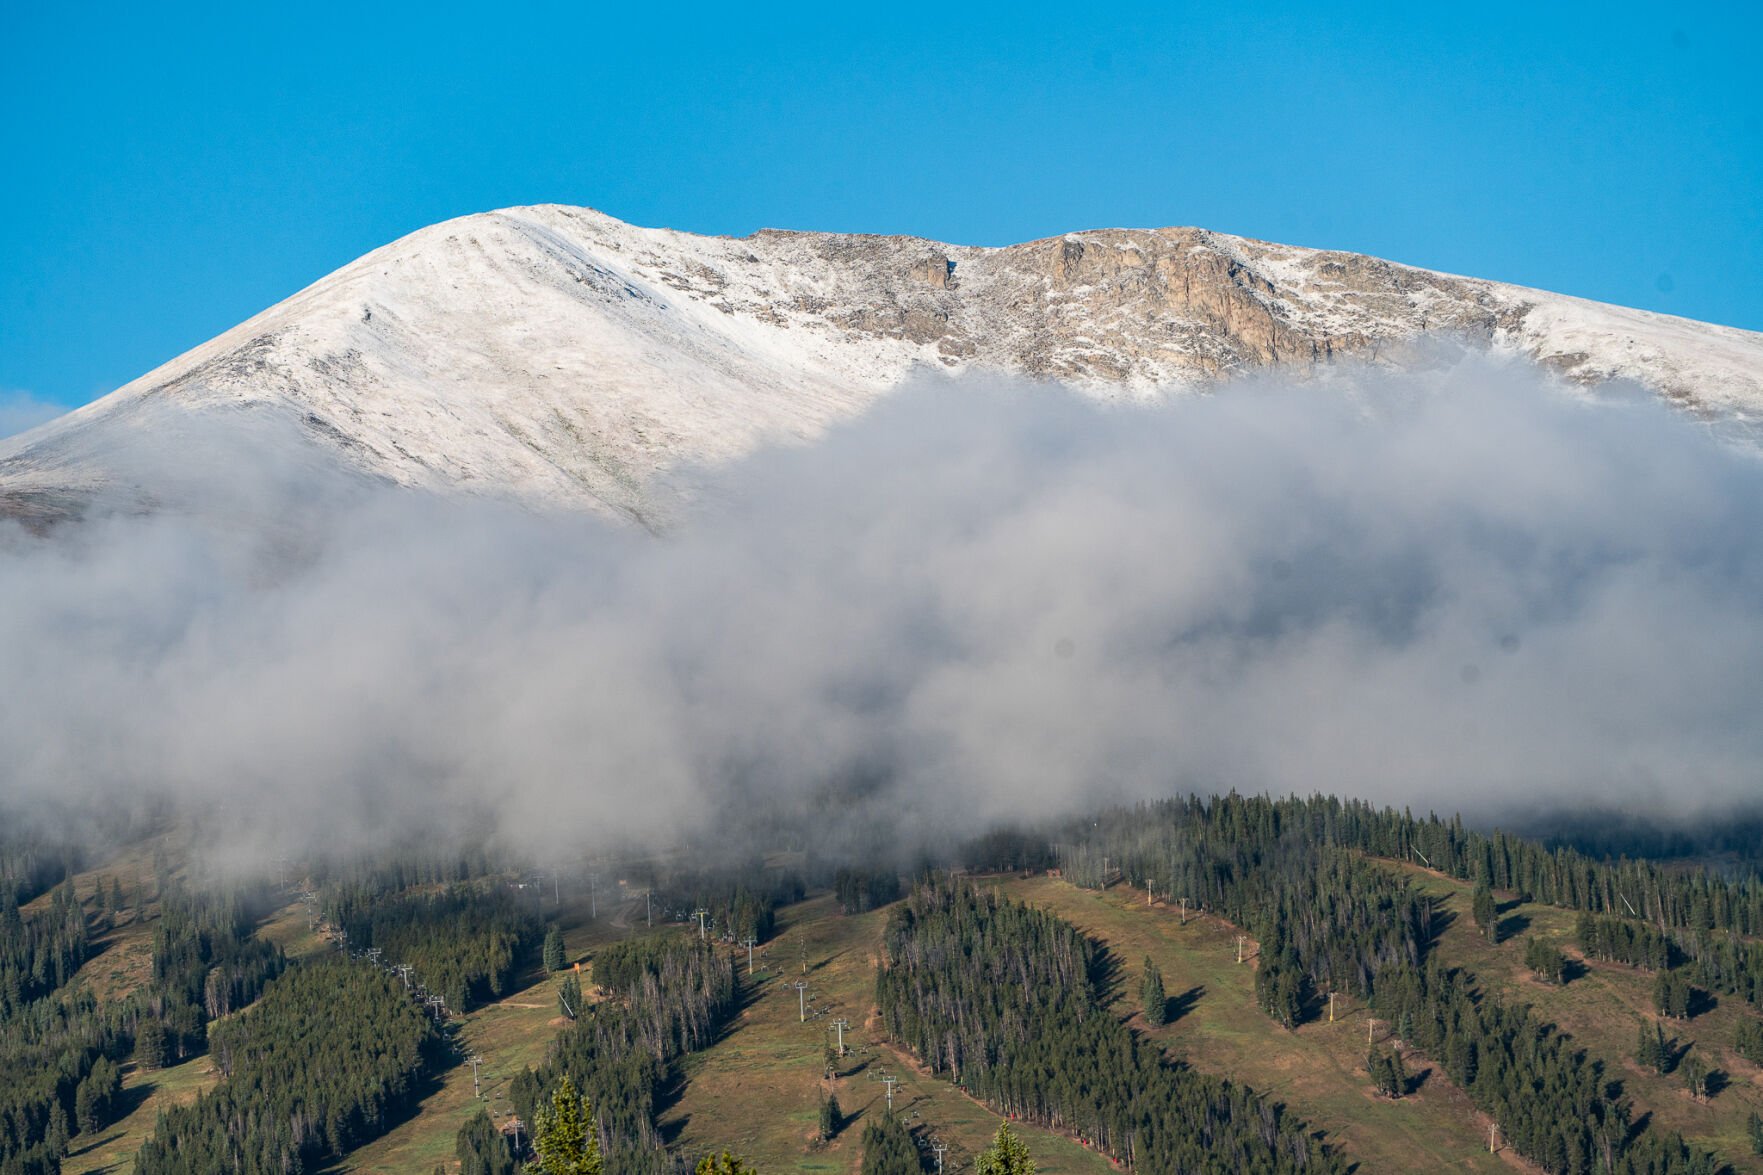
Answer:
4, 354, 1762, 860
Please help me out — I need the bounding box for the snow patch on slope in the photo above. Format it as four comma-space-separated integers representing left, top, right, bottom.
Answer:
5, 205, 1761, 521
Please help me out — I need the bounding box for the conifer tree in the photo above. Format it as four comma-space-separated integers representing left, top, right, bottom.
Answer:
1654, 969, 1694, 1019
457, 1108, 517, 1175
860, 1113, 921, 1173
1472, 881, 1499, 942
135, 1018, 171, 1069
1637, 1020, 1675, 1075
695, 1150, 757, 1173
1736, 1018, 1763, 1065
1368, 1045, 1406, 1098
1681, 1054, 1710, 1102
1524, 937, 1567, 985
558, 972, 582, 1020
1140, 956, 1168, 1025
976, 1121, 1036, 1175
533, 1075, 603, 1175
46, 1102, 68, 1158
818, 1090, 842, 1140
544, 926, 567, 972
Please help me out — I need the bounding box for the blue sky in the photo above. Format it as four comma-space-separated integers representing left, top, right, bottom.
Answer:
3, 1, 1759, 411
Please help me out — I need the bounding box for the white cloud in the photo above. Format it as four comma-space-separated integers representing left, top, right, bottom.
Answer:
4, 354, 1762, 861
0, 390, 64, 439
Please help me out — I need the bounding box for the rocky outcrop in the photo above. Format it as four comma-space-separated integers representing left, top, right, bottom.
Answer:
4, 205, 1760, 522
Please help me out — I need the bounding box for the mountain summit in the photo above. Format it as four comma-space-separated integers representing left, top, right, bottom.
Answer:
6, 205, 1762, 523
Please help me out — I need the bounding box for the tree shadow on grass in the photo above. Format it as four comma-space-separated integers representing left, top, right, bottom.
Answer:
1168, 984, 1204, 1023
1089, 943, 1124, 1007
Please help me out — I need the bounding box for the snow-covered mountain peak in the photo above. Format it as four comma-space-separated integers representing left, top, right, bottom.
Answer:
5, 204, 1762, 524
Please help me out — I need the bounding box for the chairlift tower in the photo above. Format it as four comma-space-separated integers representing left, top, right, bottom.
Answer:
831, 1017, 851, 1057
791, 980, 810, 1022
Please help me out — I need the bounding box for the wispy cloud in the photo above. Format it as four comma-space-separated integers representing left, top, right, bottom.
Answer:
0, 390, 65, 439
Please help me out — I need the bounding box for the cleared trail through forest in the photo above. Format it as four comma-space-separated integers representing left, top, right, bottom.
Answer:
992, 874, 1529, 1173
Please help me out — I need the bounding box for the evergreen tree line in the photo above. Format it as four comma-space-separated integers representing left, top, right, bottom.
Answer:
1061, 793, 1763, 937
860, 1111, 923, 1174
834, 866, 903, 915
1524, 937, 1569, 986
325, 883, 539, 1014
876, 876, 1342, 1173
1671, 931, 1763, 1014
0, 988, 133, 1175
0, 834, 81, 910
0, 880, 282, 1174
307, 844, 514, 897
501, 935, 739, 1174
1056, 802, 1428, 1022
1369, 959, 1715, 1173
959, 826, 1059, 874
134, 958, 437, 1175
1734, 1018, 1763, 1067
147, 884, 285, 1062
1573, 908, 1763, 1083
1057, 796, 1720, 1174
653, 863, 805, 944
1575, 912, 1679, 971
0, 881, 88, 1022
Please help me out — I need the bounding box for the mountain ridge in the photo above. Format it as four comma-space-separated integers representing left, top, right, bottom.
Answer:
6, 204, 1762, 523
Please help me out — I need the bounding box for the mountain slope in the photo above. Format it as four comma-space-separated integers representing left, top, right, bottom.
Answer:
6, 205, 1763, 522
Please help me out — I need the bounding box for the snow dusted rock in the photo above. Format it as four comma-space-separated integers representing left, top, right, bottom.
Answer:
5, 205, 1762, 523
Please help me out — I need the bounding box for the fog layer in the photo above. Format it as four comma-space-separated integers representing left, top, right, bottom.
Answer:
5, 356, 1762, 856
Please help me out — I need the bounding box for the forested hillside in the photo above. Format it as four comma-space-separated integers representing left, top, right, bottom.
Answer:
134, 958, 437, 1173
325, 883, 540, 1014
505, 934, 738, 1173
1057, 795, 1734, 1173
877, 875, 1343, 1172
8, 791, 1763, 1172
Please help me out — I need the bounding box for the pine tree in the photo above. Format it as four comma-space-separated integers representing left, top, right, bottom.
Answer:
1524, 937, 1567, 985
695, 1154, 757, 1174
1637, 1023, 1661, 1072
558, 972, 582, 1020
1736, 1018, 1763, 1065
860, 1113, 920, 1174
544, 926, 566, 972
1638, 1020, 1675, 1075
818, 1090, 842, 1140
47, 1101, 69, 1157
1472, 882, 1499, 942
1140, 956, 1168, 1026
75, 1078, 100, 1135
1368, 1045, 1405, 1098
1748, 1110, 1763, 1156
976, 1121, 1036, 1175
1681, 1054, 1710, 1102
135, 1018, 172, 1070
533, 1075, 603, 1175
456, 1108, 516, 1175
1653, 969, 1695, 1019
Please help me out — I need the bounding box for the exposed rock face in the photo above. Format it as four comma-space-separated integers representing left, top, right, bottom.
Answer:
4, 205, 1761, 522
